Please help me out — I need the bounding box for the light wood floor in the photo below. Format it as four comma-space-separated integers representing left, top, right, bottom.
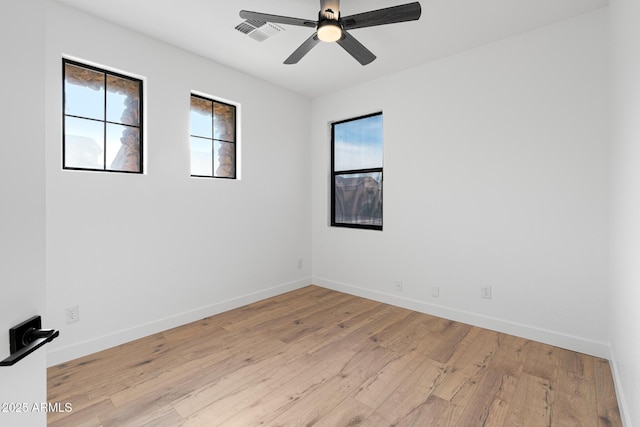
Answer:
47, 285, 622, 426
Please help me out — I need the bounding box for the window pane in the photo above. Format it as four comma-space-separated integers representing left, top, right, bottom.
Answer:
107, 75, 140, 126
334, 114, 383, 171
190, 97, 213, 138
106, 124, 140, 172
334, 172, 382, 226
191, 137, 212, 176
64, 63, 105, 121
214, 141, 235, 178
214, 103, 235, 143
64, 116, 104, 169
63, 60, 143, 173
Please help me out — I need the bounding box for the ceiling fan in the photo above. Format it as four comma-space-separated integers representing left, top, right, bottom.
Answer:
239, 0, 422, 65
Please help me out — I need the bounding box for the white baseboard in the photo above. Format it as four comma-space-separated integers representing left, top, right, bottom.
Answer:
608, 348, 632, 427
313, 276, 611, 359
47, 278, 311, 367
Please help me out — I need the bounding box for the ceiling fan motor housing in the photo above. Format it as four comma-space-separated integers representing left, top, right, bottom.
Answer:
320, 0, 341, 20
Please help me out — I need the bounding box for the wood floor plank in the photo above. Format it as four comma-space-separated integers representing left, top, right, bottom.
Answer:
215, 350, 358, 427
354, 345, 427, 409
48, 398, 114, 427
314, 396, 375, 427
522, 341, 561, 381
294, 302, 404, 357
263, 345, 401, 427
503, 372, 556, 426
594, 357, 623, 427
46, 285, 622, 426
100, 402, 184, 427
375, 357, 446, 424
274, 294, 377, 344
480, 371, 520, 427
489, 333, 531, 375
172, 354, 290, 419
428, 320, 474, 364
271, 303, 384, 366
454, 366, 513, 426
307, 303, 412, 360
432, 328, 498, 402
219, 286, 341, 332
551, 349, 599, 426
394, 394, 459, 427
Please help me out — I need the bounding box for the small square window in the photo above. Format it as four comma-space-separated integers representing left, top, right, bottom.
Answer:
190, 94, 237, 179
62, 59, 143, 173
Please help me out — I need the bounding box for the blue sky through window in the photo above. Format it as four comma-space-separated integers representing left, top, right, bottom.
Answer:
65, 82, 129, 167
334, 114, 383, 171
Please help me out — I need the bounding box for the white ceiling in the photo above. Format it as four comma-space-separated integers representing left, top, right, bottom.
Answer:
54, 0, 608, 98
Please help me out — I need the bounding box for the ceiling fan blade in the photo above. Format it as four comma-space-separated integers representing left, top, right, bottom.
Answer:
284, 33, 321, 64
336, 30, 376, 65
341, 2, 422, 30
239, 10, 317, 28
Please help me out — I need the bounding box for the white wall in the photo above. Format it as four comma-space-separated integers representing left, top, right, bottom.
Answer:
45, 1, 312, 365
610, 0, 640, 424
312, 9, 610, 357
0, 1, 48, 425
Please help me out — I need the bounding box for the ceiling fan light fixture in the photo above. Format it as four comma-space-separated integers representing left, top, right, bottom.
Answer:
317, 20, 342, 42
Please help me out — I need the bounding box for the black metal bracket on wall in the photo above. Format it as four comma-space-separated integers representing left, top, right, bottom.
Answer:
0, 316, 59, 367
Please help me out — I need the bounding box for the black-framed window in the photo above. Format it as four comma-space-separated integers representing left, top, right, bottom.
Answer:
331, 112, 383, 230
190, 94, 237, 179
63, 59, 143, 173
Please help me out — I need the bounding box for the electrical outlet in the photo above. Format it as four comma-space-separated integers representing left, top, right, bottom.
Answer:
432, 286, 440, 298
394, 280, 403, 291
481, 286, 492, 299
65, 306, 79, 324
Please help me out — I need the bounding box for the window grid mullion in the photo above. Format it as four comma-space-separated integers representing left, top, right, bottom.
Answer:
103, 72, 107, 170
210, 102, 219, 177
65, 114, 139, 129
62, 61, 67, 169
334, 167, 383, 175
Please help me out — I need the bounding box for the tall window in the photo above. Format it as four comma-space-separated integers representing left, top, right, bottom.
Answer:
190, 94, 237, 179
63, 59, 143, 173
331, 112, 383, 230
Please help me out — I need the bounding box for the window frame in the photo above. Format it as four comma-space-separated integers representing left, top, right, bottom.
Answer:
189, 93, 238, 180
331, 112, 383, 231
62, 58, 144, 174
